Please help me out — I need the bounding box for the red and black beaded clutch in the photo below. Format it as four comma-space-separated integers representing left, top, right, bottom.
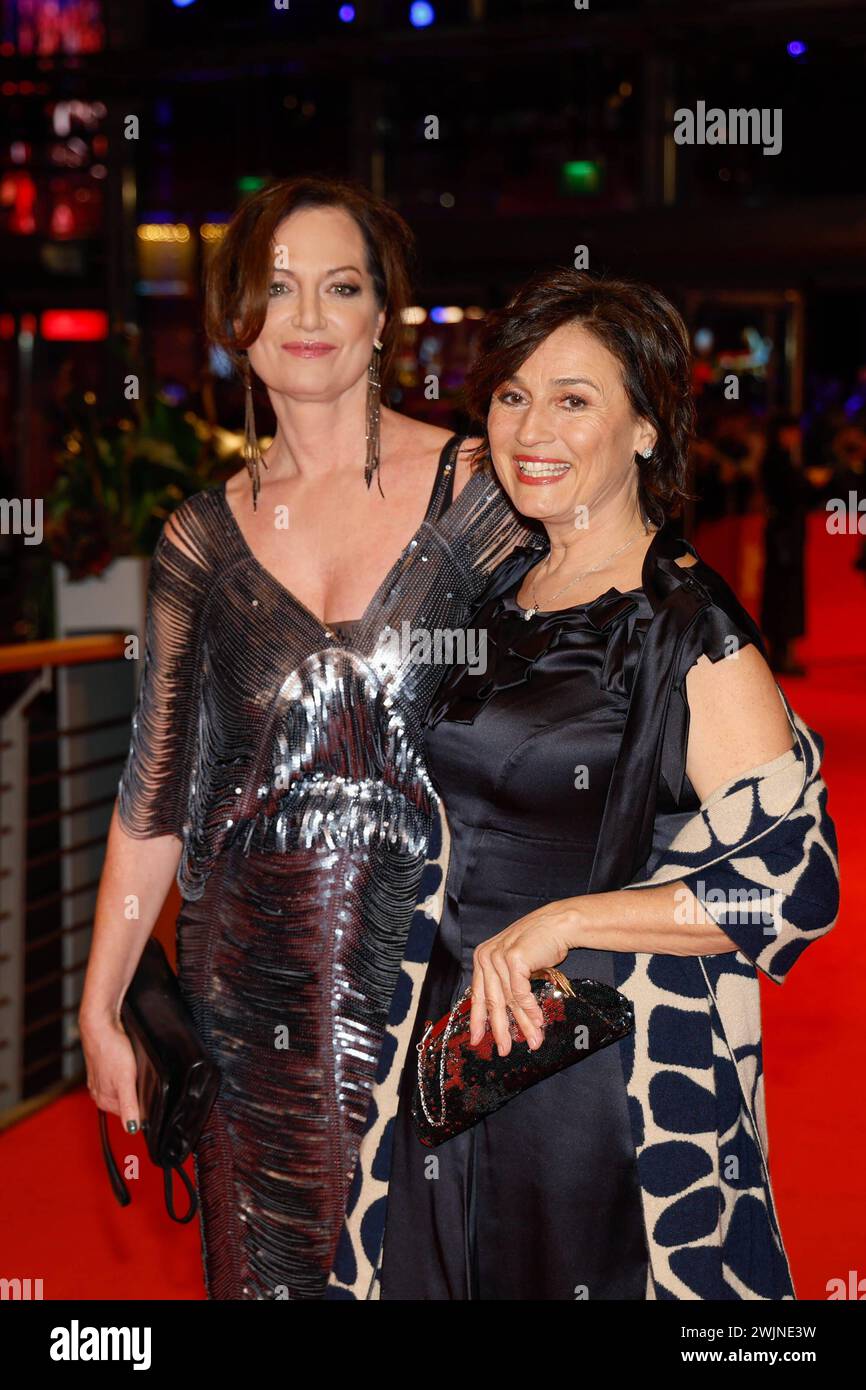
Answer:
412, 968, 634, 1148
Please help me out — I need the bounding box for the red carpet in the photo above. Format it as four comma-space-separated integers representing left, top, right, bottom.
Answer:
757, 513, 865, 1300
1, 512, 862, 1300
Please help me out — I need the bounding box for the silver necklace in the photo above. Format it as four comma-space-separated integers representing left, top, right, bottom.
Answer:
521, 526, 650, 620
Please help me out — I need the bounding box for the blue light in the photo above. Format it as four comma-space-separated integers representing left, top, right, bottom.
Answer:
430, 306, 447, 324
410, 2, 435, 28
787, 40, 807, 57
209, 345, 234, 380
172, 0, 197, 9
338, 3, 356, 20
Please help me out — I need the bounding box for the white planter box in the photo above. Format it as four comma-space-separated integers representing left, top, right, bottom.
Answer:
53, 555, 150, 650
51, 556, 151, 1077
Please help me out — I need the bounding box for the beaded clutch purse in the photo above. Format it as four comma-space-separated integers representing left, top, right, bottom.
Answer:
412, 968, 634, 1148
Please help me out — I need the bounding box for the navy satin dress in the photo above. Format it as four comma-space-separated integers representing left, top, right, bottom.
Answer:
380, 549, 706, 1301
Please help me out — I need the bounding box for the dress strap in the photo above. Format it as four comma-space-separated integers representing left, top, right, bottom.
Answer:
423, 433, 463, 526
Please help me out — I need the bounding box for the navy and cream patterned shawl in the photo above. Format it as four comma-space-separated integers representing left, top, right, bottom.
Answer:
326, 529, 841, 1301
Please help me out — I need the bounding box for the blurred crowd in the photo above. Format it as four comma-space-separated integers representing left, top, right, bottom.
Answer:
690, 393, 866, 675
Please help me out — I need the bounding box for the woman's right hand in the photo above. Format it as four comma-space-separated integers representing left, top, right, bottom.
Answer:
80, 1013, 140, 1132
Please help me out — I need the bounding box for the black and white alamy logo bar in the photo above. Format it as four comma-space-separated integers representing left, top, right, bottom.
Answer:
50, 1320, 152, 1371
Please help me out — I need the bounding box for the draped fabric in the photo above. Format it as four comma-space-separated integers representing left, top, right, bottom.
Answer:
115, 440, 538, 1298
326, 529, 840, 1300
380, 563, 670, 1299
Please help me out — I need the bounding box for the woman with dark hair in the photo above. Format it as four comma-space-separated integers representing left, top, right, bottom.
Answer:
372, 269, 840, 1301
78, 176, 533, 1300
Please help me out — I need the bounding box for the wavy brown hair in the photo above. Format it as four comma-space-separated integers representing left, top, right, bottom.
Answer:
464, 268, 696, 527
204, 175, 415, 388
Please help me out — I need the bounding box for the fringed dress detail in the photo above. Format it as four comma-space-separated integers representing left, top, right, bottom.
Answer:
116, 436, 532, 1299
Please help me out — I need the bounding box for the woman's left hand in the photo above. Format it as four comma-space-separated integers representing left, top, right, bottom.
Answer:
469, 903, 576, 1055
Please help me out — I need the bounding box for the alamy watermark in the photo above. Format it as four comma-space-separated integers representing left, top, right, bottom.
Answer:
49, 1320, 151, 1370
377, 621, 488, 674
0, 497, 42, 545
674, 101, 782, 157
1, 1275, 43, 1299
826, 492, 865, 533
675, 882, 782, 936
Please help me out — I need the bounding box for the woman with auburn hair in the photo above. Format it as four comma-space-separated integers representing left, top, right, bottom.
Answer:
369, 268, 840, 1302
79, 176, 533, 1300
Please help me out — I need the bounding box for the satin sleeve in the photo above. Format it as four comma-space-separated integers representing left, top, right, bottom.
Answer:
116, 500, 214, 840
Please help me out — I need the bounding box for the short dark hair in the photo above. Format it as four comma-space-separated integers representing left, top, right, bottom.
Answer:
205, 175, 415, 387
464, 267, 696, 526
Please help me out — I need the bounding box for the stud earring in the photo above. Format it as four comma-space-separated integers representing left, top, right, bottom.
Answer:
640, 447, 654, 459
364, 336, 385, 498
242, 355, 268, 510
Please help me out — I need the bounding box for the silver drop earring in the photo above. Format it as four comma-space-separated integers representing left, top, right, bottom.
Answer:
364, 336, 384, 497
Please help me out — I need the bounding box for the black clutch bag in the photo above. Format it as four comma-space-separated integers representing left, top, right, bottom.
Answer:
412, 968, 634, 1147
98, 937, 220, 1224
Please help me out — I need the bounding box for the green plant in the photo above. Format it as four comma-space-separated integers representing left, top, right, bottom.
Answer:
46, 392, 222, 580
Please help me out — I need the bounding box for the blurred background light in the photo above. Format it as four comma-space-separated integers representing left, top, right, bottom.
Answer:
409, 3, 435, 29
430, 306, 463, 324
560, 160, 603, 195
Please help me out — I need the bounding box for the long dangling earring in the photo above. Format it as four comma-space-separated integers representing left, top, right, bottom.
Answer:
242, 354, 268, 510
364, 336, 384, 498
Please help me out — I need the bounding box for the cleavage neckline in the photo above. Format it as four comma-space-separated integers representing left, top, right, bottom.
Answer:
216, 433, 464, 638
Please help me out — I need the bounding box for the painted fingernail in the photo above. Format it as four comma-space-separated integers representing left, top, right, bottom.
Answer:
126, 1120, 138, 1133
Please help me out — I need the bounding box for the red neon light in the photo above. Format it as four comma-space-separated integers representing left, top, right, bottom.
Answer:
40, 309, 108, 341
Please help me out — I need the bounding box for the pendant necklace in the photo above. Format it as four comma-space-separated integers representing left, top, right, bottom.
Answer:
521, 526, 651, 621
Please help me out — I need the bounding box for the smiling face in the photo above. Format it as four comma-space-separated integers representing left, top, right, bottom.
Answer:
245, 204, 386, 402
486, 321, 656, 528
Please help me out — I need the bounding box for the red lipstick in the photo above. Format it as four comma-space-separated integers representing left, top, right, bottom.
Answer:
513, 454, 572, 487
282, 341, 337, 358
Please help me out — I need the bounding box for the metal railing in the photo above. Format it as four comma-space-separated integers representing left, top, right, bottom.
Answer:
0, 635, 134, 1126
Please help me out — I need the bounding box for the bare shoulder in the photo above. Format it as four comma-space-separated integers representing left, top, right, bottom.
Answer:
684, 642, 795, 800
223, 462, 251, 511
383, 410, 449, 455
382, 409, 482, 501
452, 435, 484, 501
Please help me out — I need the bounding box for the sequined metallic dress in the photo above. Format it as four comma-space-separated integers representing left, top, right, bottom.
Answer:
116, 436, 530, 1300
